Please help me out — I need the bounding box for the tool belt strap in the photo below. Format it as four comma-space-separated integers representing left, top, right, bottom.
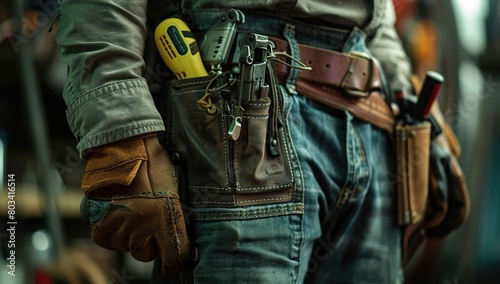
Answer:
270, 37, 384, 96
295, 80, 395, 134
270, 37, 394, 133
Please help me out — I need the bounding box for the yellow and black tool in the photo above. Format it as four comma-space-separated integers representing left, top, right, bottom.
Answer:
154, 18, 208, 79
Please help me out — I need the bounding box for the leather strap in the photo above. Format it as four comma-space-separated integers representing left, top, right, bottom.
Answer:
295, 79, 395, 134
194, 31, 394, 132
270, 36, 383, 97
269, 36, 394, 133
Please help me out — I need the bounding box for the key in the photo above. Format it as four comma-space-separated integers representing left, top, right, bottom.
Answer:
228, 116, 242, 140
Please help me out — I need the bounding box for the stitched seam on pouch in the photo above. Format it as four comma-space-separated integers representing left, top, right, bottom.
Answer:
188, 182, 294, 191
176, 79, 213, 88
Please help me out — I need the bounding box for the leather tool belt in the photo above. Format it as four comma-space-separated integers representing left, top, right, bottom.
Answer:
270, 37, 469, 267
161, 31, 397, 209
269, 36, 395, 134
270, 37, 383, 96
194, 31, 394, 133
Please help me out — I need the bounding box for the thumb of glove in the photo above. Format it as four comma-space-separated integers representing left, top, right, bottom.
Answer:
80, 195, 111, 225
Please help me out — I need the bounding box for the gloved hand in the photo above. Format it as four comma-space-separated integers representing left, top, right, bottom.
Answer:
79, 133, 190, 273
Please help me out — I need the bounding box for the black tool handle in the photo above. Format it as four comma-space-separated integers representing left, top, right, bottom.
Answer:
413, 71, 444, 121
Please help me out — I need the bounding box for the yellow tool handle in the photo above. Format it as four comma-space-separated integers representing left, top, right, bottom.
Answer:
154, 18, 208, 79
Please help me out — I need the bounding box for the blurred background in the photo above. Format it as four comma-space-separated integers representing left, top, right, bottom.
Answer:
0, 0, 499, 283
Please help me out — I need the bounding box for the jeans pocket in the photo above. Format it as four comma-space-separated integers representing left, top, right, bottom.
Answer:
164, 73, 295, 208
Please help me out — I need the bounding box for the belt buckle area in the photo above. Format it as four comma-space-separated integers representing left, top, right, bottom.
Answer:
343, 50, 372, 98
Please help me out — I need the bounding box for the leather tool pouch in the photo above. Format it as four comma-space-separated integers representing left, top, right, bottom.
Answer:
161, 64, 295, 208
396, 121, 431, 226
398, 95, 470, 267
395, 121, 432, 265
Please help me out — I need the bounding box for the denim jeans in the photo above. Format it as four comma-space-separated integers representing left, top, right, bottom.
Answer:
153, 9, 402, 284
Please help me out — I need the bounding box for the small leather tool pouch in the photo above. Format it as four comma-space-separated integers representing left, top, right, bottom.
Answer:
395, 121, 432, 265
399, 77, 471, 266
396, 121, 432, 226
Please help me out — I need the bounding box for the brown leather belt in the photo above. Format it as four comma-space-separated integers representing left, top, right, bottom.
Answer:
296, 81, 395, 134
270, 36, 395, 133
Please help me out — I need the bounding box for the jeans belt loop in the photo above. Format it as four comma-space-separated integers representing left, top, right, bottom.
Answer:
282, 23, 300, 95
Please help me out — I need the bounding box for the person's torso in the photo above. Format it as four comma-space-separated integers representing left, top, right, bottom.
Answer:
184, 0, 373, 28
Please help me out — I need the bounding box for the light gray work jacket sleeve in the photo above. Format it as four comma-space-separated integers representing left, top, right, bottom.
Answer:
56, 0, 165, 156
367, 0, 413, 92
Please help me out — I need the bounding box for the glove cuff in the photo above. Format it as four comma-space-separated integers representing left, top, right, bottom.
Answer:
81, 133, 179, 200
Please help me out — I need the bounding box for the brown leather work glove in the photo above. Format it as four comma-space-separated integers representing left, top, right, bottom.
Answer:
79, 133, 190, 273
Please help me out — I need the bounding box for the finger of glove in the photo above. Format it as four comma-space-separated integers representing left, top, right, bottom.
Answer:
91, 215, 129, 251
156, 197, 191, 273
128, 233, 158, 262
80, 196, 121, 250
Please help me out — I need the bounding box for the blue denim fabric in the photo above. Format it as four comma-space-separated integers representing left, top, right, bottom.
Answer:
289, 95, 402, 283
154, 9, 402, 284
188, 9, 348, 52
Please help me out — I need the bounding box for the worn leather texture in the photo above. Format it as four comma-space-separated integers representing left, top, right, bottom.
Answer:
271, 36, 383, 95
295, 79, 395, 134
396, 121, 431, 266
164, 73, 295, 207
396, 121, 431, 226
